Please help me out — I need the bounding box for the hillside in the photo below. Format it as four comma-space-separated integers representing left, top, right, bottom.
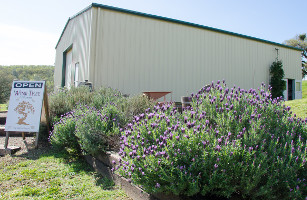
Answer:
285, 80, 307, 119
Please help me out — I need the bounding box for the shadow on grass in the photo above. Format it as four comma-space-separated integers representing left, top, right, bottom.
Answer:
13, 142, 117, 191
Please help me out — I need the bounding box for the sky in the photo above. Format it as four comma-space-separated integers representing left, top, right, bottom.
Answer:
0, 0, 306, 66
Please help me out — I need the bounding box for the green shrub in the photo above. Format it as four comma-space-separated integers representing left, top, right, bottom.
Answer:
49, 110, 80, 154
48, 85, 156, 155
122, 94, 156, 123
117, 81, 307, 199
48, 86, 93, 124
270, 60, 286, 99
50, 104, 123, 156
75, 105, 123, 156
0, 69, 14, 104
48, 86, 128, 125
91, 87, 124, 109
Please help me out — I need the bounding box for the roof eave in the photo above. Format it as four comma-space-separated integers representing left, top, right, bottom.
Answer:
56, 3, 302, 52
91, 3, 302, 52
55, 4, 93, 49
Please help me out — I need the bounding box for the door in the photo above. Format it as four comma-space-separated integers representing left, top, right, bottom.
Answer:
65, 49, 73, 88
283, 79, 288, 100
288, 79, 294, 100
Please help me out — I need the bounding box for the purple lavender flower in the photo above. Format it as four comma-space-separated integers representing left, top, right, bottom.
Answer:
292, 147, 295, 154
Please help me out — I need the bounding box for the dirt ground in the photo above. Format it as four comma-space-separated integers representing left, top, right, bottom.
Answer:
0, 134, 51, 162
0, 135, 35, 151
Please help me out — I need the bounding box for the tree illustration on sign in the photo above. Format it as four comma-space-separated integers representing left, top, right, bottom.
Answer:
14, 101, 35, 125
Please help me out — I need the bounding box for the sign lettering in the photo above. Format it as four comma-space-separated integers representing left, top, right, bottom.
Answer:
5, 81, 46, 132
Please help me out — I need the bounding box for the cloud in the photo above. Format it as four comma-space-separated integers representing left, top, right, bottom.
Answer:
0, 23, 57, 65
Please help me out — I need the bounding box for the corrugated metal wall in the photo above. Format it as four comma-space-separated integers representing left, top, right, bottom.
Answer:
54, 9, 93, 88
89, 7, 301, 101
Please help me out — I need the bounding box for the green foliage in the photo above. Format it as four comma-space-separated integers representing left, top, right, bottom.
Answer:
285, 80, 307, 119
0, 147, 128, 199
48, 86, 93, 124
123, 94, 157, 123
50, 105, 123, 156
48, 84, 156, 156
303, 80, 307, 98
118, 81, 307, 199
269, 60, 286, 99
0, 65, 54, 104
75, 105, 122, 155
0, 104, 8, 111
0, 69, 15, 104
48, 85, 156, 127
285, 33, 307, 78
49, 110, 80, 154
91, 87, 125, 109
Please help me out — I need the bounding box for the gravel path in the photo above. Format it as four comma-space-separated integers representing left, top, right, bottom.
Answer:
0, 135, 37, 156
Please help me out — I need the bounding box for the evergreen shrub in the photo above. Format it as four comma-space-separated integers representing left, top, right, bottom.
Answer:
270, 60, 286, 99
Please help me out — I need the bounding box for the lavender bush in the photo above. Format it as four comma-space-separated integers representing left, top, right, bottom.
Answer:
48, 86, 155, 127
117, 81, 307, 199
75, 104, 123, 156
91, 87, 125, 110
48, 86, 93, 124
49, 109, 82, 154
49, 104, 123, 155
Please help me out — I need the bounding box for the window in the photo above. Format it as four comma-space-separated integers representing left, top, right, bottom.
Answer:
74, 62, 79, 87
296, 82, 301, 91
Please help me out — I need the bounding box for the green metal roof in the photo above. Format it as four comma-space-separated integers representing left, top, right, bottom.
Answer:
56, 3, 302, 51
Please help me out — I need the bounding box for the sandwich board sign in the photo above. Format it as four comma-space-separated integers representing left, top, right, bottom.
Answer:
4, 80, 49, 149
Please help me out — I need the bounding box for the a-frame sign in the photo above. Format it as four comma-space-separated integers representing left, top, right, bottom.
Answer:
4, 80, 50, 149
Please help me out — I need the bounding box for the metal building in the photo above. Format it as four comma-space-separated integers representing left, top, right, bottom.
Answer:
54, 3, 302, 101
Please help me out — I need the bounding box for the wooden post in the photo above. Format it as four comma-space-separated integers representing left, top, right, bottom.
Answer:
35, 132, 39, 148
4, 132, 9, 149
22, 132, 25, 140
43, 84, 50, 134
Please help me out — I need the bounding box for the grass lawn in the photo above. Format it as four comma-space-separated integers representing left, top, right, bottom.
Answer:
0, 146, 130, 200
0, 104, 7, 111
284, 80, 307, 119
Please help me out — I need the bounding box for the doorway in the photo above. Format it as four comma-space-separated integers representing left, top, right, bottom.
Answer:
288, 79, 294, 100
61, 45, 73, 87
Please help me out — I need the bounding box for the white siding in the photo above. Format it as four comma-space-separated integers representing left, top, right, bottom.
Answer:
88, 7, 301, 101
55, 6, 302, 101
54, 9, 93, 88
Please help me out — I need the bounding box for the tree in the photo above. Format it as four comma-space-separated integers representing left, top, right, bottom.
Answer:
0, 65, 54, 104
0, 69, 15, 104
269, 60, 286, 99
284, 33, 307, 78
